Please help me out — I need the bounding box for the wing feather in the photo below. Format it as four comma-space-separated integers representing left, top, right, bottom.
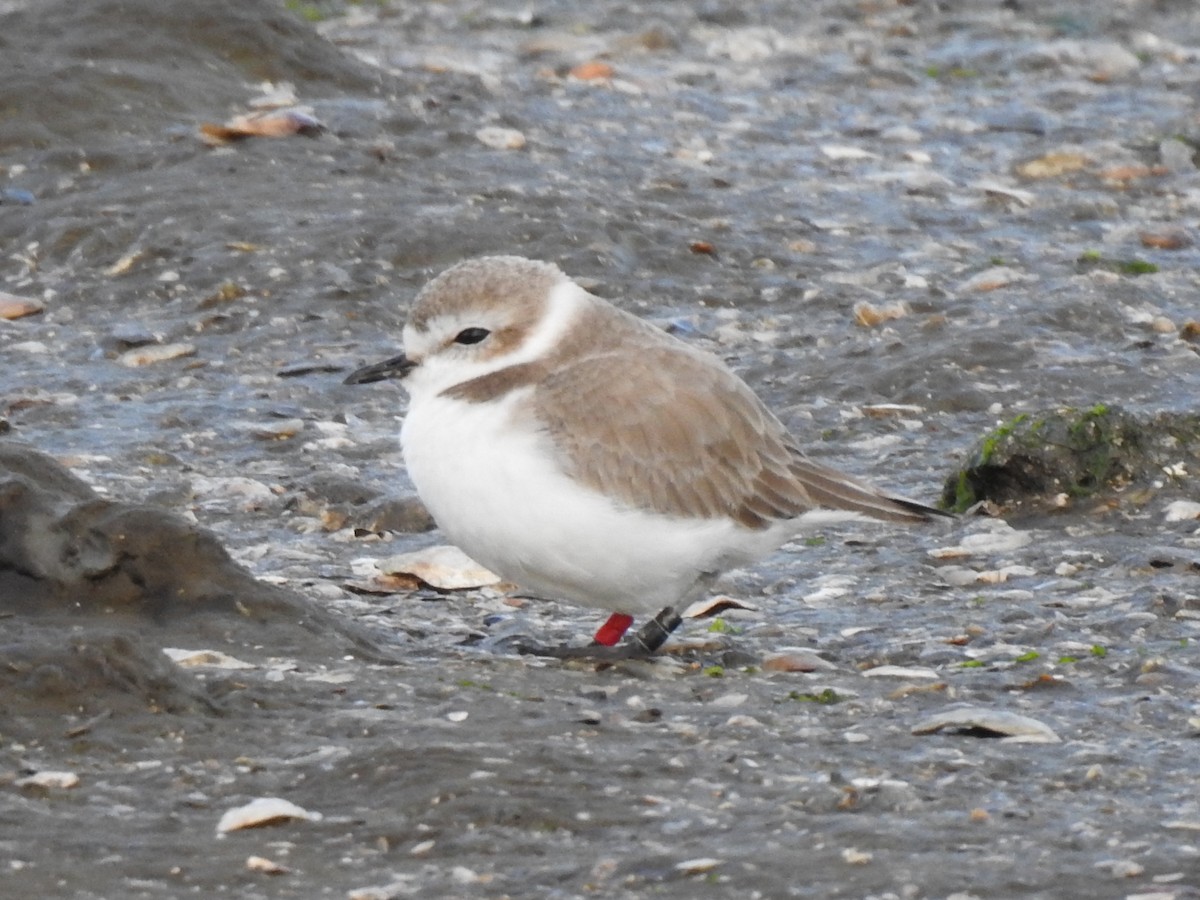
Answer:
530, 299, 945, 529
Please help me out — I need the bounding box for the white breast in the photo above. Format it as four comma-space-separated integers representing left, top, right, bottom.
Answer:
401, 389, 786, 616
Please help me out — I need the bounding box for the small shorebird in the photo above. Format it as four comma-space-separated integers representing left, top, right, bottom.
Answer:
345, 256, 949, 657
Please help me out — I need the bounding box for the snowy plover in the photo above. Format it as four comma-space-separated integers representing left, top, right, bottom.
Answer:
345, 256, 950, 657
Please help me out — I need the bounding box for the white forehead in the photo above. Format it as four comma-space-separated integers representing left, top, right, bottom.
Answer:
406, 256, 566, 331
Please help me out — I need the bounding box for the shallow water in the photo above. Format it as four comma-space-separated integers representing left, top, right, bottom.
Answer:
2, 0, 1200, 897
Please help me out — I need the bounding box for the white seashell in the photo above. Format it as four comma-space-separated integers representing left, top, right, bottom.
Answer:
117, 342, 196, 367
378, 545, 500, 590
163, 648, 256, 669
16, 771, 79, 789
216, 797, 322, 834
912, 707, 1060, 743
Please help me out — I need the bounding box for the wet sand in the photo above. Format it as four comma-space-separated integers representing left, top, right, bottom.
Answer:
2, 1, 1200, 897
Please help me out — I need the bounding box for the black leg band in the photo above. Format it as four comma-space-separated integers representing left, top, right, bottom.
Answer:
632, 606, 682, 654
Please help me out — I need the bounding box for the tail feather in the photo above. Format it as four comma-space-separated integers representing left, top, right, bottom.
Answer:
789, 456, 952, 525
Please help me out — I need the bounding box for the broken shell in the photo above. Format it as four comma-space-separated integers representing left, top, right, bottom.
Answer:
820, 145, 878, 161
1016, 151, 1088, 179
216, 797, 322, 834
16, 770, 80, 789
163, 648, 256, 669
675, 858, 722, 875
116, 342, 196, 367
974, 179, 1036, 206
861, 665, 939, 680
569, 60, 615, 81
378, 545, 500, 590
957, 266, 1027, 293
762, 650, 837, 673
681, 595, 757, 619
105, 250, 145, 276
475, 126, 526, 150
0, 292, 45, 320
200, 108, 324, 145
246, 855, 290, 875
861, 403, 924, 418
912, 707, 1060, 743
853, 300, 908, 327
1164, 500, 1200, 522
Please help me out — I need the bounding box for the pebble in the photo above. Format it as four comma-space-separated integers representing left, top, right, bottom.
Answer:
348, 881, 411, 900
1036, 39, 1141, 79
974, 179, 1036, 206
248, 418, 305, 440
569, 60, 614, 81
1095, 859, 1144, 878
1, 187, 35, 205
932, 526, 1033, 559
1160, 138, 1196, 173
116, 342, 196, 367
762, 650, 836, 673
0, 291, 44, 320
450, 866, 481, 884
1163, 500, 1200, 522
861, 403, 924, 418
163, 648, 256, 669
710, 692, 748, 708
820, 145, 878, 161
191, 475, 277, 512
1017, 151, 1088, 179
475, 126, 526, 150
861, 665, 939, 680
1150, 316, 1176, 334
675, 858, 721, 875
724, 714, 763, 728
853, 299, 909, 327
957, 266, 1028, 293
108, 322, 161, 347
8, 340, 49, 354
15, 771, 80, 789
245, 855, 290, 875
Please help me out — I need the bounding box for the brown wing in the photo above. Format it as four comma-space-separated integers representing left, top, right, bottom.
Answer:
533, 341, 939, 530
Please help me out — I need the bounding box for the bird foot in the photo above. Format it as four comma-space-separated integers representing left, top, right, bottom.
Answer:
516, 607, 683, 661
515, 641, 652, 661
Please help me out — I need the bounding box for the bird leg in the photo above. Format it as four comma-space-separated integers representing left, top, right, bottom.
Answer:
630, 606, 682, 654
593, 612, 635, 646
516, 607, 683, 660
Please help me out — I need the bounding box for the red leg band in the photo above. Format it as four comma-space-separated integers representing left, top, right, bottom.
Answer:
592, 613, 635, 646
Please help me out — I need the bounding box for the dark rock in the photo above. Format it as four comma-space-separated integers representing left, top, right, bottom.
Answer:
361, 495, 436, 534
0, 441, 399, 660
0, 631, 220, 724
0, 0, 384, 152
944, 405, 1200, 512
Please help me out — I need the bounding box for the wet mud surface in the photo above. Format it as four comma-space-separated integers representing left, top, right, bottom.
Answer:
2, 1, 1200, 897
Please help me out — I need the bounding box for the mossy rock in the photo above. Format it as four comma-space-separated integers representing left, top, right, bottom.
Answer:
944, 405, 1200, 512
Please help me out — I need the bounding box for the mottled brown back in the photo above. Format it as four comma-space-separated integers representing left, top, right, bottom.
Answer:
525, 297, 941, 529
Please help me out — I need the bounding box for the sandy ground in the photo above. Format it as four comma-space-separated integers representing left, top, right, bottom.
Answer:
2, 1, 1200, 898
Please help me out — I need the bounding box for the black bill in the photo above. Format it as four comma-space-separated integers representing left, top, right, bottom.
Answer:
343, 353, 416, 385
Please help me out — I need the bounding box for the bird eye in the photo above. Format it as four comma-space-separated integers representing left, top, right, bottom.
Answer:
453, 327, 491, 345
